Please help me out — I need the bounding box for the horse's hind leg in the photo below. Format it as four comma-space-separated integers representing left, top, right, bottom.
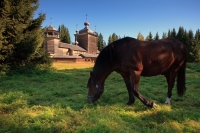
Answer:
164, 71, 177, 104
130, 71, 157, 108
121, 74, 135, 105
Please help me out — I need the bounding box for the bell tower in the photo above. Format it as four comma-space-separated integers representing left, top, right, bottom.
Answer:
44, 18, 60, 54
74, 15, 98, 54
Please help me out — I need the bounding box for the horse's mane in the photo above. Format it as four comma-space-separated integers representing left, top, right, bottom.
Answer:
93, 37, 136, 76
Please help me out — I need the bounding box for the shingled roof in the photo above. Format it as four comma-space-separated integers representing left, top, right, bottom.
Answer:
59, 42, 86, 51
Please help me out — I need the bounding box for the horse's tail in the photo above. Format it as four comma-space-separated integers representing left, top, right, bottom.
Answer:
177, 59, 186, 96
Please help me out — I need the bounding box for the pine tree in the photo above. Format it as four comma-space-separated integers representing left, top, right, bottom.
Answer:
176, 27, 185, 42
108, 35, 112, 44
154, 32, 159, 40
162, 32, 167, 39
148, 32, 153, 41
112, 33, 118, 42
0, 0, 50, 70
58, 25, 61, 32
194, 29, 200, 61
187, 29, 200, 62
60, 24, 71, 44
171, 28, 176, 38
137, 32, 144, 41
108, 33, 118, 44
167, 29, 171, 38
145, 36, 149, 41
97, 33, 104, 51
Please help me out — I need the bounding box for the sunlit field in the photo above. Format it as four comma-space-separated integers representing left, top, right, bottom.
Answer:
0, 62, 200, 133
52, 62, 94, 70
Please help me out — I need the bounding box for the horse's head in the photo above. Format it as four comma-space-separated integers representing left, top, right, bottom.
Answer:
87, 72, 104, 103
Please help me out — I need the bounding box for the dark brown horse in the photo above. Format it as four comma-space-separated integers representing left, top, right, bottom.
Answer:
87, 37, 186, 108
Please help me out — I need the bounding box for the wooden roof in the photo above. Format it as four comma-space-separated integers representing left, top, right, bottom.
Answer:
59, 42, 86, 51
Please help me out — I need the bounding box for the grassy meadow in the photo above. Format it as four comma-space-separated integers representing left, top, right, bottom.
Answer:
0, 62, 200, 133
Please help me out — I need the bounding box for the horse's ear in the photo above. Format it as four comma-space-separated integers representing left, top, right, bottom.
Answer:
90, 71, 94, 78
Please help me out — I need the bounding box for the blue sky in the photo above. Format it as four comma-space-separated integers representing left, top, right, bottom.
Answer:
35, 0, 200, 44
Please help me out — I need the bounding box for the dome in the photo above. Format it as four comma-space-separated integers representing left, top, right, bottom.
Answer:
47, 25, 57, 31
79, 28, 94, 34
79, 21, 95, 34
84, 22, 90, 27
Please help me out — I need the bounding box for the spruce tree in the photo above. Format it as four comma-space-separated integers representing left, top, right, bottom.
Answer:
171, 28, 176, 38
187, 29, 200, 62
112, 33, 118, 42
162, 32, 167, 39
154, 32, 159, 40
0, 0, 49, 70
176, 27, 185, 42
58, 25, 61, 32
148, 32, 153, 41
137, 32, 144, 41
145, 36, 149, 41
97, 33, 104, 51
194, 29, 200, 61
108, 35, 112, 44
60, 24, 71, 44
167, 29, 171, 38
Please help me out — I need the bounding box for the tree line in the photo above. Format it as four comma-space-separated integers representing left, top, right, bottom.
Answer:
107, 27, 200, 62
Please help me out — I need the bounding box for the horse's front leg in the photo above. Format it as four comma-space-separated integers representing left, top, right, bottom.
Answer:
130, 71, 157, 108
121, 74, 135, 105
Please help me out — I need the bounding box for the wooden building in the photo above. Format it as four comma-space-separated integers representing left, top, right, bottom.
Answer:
44, 20, 99, 63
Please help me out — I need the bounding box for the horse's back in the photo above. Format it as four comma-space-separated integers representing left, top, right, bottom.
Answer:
112, 37, 186, 76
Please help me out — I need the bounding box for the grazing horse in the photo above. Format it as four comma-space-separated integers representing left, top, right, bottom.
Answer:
87, 37, 186, 108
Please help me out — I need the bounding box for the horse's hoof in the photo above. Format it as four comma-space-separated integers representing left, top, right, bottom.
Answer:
127, 100, 134, 105
165, 97, 171, 104
151, 102, 157, 108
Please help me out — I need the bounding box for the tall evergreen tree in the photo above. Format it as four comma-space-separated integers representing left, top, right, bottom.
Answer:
112, 33, 118, 42
171, 28, 176, 38
97, 33, 104, 51
176, 26, 199, 62
148, 32, 153, 41
154, 32, 159, 40
145, 36, 149, 41
58, 25, 61, 32
108, 33, 118, 44
60, 24, 71, 44
176, 27, 185, 42
187, 29, 200, 62
137, 32, 144, 41
162, 32, 167, 39
194, 29, 200, 61
108, 35, 112, 44
0, 0, 49, 70
167, 29, 171, 38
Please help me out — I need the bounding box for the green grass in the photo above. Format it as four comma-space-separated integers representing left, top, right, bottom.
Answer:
0, 63, 200, 133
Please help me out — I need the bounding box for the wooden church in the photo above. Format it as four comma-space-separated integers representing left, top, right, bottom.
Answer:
44, 18, 99, 63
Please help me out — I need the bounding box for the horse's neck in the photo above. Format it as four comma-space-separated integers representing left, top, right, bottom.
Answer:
94, 68, 112, 85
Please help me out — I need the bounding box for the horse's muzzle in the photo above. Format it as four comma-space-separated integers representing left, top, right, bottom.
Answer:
87, 96, 98, 104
